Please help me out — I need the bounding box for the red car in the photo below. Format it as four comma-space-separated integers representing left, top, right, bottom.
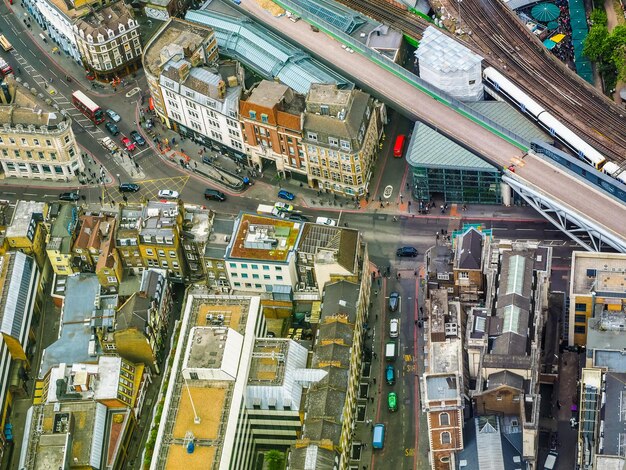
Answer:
121, 136, 136, 151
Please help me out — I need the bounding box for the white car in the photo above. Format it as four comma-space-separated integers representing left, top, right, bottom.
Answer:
316, 217, 337, 226
158, 190, 179, 199
389, 319, 399, 338
274, 202, 294, 212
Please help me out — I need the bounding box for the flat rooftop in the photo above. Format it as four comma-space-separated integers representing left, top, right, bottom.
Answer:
247, 338, 288, 386
227, 213, 302, 262
140, 201, 179, 237
6, 201, 45, 238
571, 251, 626, 295
425, 374, 459, 401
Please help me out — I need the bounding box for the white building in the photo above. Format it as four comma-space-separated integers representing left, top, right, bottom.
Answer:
415, 26, 484, 102
224, 213, 303, 295
159, 54, 246, 160
26, 0, 82, 64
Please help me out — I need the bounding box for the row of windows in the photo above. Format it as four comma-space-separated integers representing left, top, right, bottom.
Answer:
231, 272, 283, 281
145, 248, 177, 257
306, 132, 352, 150
147, 259, 179, 269
0, 135, 67, 147
2, 148, 67, 160
308, 149, 359, 163
230, 263, 282, 271
4, 162, 68, 174
233, 282, 264, 289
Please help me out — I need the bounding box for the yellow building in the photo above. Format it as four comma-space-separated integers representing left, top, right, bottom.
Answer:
5, 201, 48, 269
46, 204, 79, 276
138, 201, 185, 282
569, 251, 626, 346
115, 204, 145, 274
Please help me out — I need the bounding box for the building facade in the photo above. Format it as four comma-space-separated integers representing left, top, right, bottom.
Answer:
240, 81, 307, 178
115, 204, 145, 274
303, 84, 381, 196
46, 204, 79, 276
5, 201, 48, 270
0, 78, 83, 181
73, 1, 142, 82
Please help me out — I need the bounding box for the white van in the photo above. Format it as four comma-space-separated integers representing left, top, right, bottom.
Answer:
544, 452, 557, 470
389, 319, 399, 338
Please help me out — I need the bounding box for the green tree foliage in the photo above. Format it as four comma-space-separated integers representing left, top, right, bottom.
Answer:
584, 25, 610, 61
590, 8, 608, 26
584, 22, 626, 87
265, 450, 285, 470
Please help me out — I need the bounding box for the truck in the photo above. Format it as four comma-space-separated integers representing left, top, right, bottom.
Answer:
385, 342, 396, 362
372, 424, 385, 449
100, 137, 120, 154
257, 204, 284, 218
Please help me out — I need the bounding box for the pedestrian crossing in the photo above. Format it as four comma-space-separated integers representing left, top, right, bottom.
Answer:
9, 48, 103, 138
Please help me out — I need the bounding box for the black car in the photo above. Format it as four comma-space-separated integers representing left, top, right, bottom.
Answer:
105, 122, 120, 136
288, 213, 309, 222
388, 292, 400, 312
396, 246, 418, 257
59, 192, 80, 201
119, 183, 140, 192
204, 189, 226, 201
130, 130, 146, 146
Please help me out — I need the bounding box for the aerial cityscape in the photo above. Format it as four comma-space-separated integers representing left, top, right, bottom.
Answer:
0, 0, 623, 467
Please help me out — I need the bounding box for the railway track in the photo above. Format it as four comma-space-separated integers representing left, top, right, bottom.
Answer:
336, 0, 626, 163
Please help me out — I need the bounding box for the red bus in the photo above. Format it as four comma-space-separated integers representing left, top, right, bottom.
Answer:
72, 90, 105, 124
393, 134, 406, 158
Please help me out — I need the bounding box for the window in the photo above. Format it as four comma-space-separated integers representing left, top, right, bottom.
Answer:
328, 137, 339, 147
263, 265, 270, 271
307, 132, 318, 142
439, 413, 450, 426
459, 272, 469, 279
107, 276, 117, 283
249, 110, 256, 120
340, 140, 351, 150
441, 432, 451, 445
169, 250, 176, 258
145, 249, 154, 256
251, 264, 258, 270
275, 266, 282, 271
261, 114, 268, 123
575, 314, 587, 324
230, 263, 237, 268
320, 105, 329, 115
252, 274, 259, 279
241, 263, 248, 269
276, 275, 283, 281
574, 325, 586, 334
241, 273, 249, 279
575, 303, 587, 312
234, 282, 241, 287
263, 275, 270, 280
255, 284, 262, 288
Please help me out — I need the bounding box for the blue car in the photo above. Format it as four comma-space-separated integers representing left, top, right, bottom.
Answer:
278, 189, 295, 201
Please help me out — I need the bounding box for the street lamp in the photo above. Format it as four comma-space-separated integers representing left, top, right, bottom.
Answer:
116, 173, 120, 184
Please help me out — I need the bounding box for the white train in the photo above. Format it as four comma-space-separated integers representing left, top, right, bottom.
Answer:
482, 67, 626, 185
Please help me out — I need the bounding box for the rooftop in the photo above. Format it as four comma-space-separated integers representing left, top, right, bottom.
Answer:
0, 252, 37, 344
185, 10, 352, 93
140, 201, 180, 238
416, 26, 483, 72
226, 213, 302, 262
48, 204, 78, 253
39, 274, 117, 377
6, 201, 45, 239
297, 224, 359, 270
456, 226, 484, 270
320, 280, 359, 323
0, 77, 65, 128
244, 80, 305, 115
571, 251, 626, 296
204, 217, 235, 259
425, 374, 459, 401
75, 1, 133, 38
143, 18, 215, 77
586, 313, 626, 352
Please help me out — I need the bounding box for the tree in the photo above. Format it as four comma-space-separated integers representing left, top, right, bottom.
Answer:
265, 450, 285, 470
584, 25, 610, 61
590, 8, 608, 27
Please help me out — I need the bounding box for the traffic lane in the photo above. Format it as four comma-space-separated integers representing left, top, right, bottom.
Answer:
373, 277, 417, 469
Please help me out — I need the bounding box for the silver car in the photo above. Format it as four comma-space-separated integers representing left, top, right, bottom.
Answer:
106, 109, 121, 122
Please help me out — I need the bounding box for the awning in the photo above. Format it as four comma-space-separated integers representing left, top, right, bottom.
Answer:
550, 33, 566, 43
543, 39, 557, 50
531, 2, 560, 22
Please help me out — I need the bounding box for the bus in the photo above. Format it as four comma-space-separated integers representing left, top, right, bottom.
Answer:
393, 134, 406, 158
72, 90, 105, 124
0, 35, 12, 52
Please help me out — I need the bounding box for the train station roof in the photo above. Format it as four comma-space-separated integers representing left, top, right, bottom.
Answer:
289, 0, 367, 34
467, 101, 551, 143
186, 10, 352, 93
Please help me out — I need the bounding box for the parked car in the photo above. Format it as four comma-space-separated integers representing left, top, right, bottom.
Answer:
130, 130, 146, 146
385, 365, 395, 385
105, 122, 120, 136
121, 136, 136, 151
59, 192, 79, 201
288, 213, 309, 222
387, 392, 398, 412
119, 183, 140, 193
315, 217, 337, 226
396, 246, 418, 257
277, 189, 295, 201
388, 292, 400, 312
158, 189, 179, 199
389, 319, 399, 338
106, 109, 121, 122
204, 189, 226, 201
274, 202, 294, 212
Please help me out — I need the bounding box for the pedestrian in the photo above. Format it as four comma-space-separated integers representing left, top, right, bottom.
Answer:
374, 290, 378, 296
370, 396, 374, 403
557, 401, 561, 409
373, 378, 376, 385
414, 269, 418, 277
415, 320, 418, 325
375, 314, 378, 321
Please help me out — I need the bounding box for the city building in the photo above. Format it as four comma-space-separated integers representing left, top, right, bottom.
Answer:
295, 223, 362, 298
203, 216, 235, 292
0, 252, 40, 464
289, 280, 369, 469
567, 251, 626, 347
239, 80, 306, 178
143, 18, 219, 129
115, 204, 145, 274
73, 1, 142, 81
98, 269, 172, 372
180, 205, 212, 283
0, 78, 84, 181
5, 201, 48, 270
303, 83, 382, 196
46, 204, 79, 276
19, 400, 135, 470
469, 241, 551, 467
425, 244, 455, 294
39, 274, 118, 378
143, 0, 191, 21
224, 213, 303, 298
453, 226, 488, 302
151, 293, 265, 469
138, 201, 186, 282
421, 289, 465, 470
